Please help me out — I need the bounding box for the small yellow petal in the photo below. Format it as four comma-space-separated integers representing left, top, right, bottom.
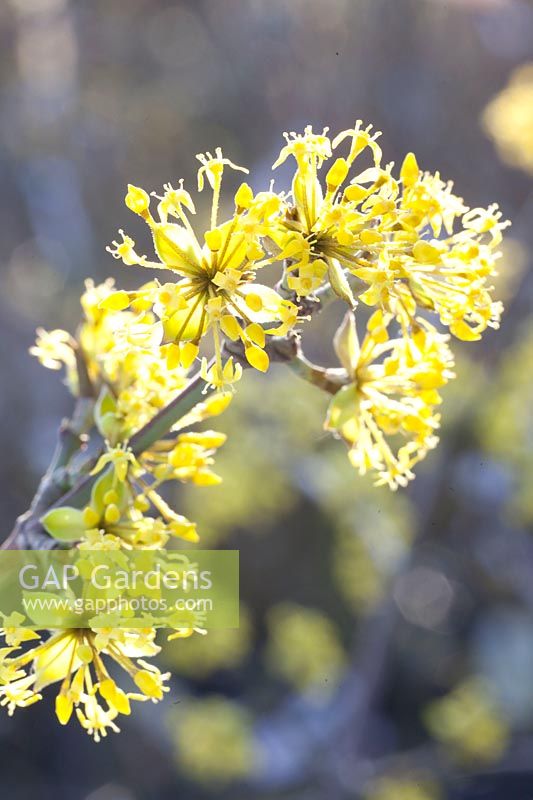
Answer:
220, 315, 241, 341
104, 504, 120, 525
111, 688, 131, 716
326, 157, 349, 188
245, 323, 266, 348
76, 644, 93, 664
413, 240, 441, 264
343, 184, 368, 202
451, 319, 481, 341
400, 152, 419, 187
134, 494, 150, 512
55, 694, 73, 726
100, 679, 131, 715
245, 344, 269, 372
205, 228, 222, 251
82, 506, 100, 528
99, 291, 131, 311
103, 490, 119, 505
202, 392, 232, 416
193, 470, 223, 486
134, 670, 163, 700
179, 430, 227, 448
169, 519, 199, 542
180, 342, 199, 369
359, 229, 382, 245
245, 293, 263, 312
235, 182, 254, 209
166, 343, 181, 370
125, 184, 150, 215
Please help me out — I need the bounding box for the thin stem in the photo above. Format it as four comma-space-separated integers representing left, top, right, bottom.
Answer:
285, 352, 346, 395
129, 364, 211, 456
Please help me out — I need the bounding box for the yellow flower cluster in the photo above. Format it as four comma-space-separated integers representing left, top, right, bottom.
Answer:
107, 152, 297, 388
364, 774, 440, 800
265, 603, 346, 695
41, 442, 216, 550
33, 280, 230, 548
104, 122, 507, 487
271, 123, 508, 341
424, 677, 508, 764
3, 121, 507, 740
483, 63, 533, 176
325, 310, 455, 488
33, 278, 216, 436
3, 283, 230, 738
0, 622, 170, 742
168, 695, 256, 785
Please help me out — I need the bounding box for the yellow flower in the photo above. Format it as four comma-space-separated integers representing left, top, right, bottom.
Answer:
30, 328, 78, 394
268, 123, 508, 342
325, 310, 455, 488
32, 280, 194, 434
42, 454, 199, 548
169, 696, 256, 784
30, 328, 76, 372
265, 603, 346, 695
42, 376, 230, 550
483, 63, 533, 175
352, 155, 510, 340
364, 774, 440, 800
90, 442, 138, 484
271, 122, 391, 305
0, 626, 171, 741
46, 280, 232, 442
142, 430, 226, 487
107, 150, 297, 386
424, 677, 508, 764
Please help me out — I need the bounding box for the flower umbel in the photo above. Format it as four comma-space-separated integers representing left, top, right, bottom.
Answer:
107, 153, 297, 387
325, 310, 455, 488
0, 624, 170, 742
271, 124, 509, 341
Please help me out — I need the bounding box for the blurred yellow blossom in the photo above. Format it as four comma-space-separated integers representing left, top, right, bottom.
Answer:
483, 63, 533, 175
477, 320, 533, 523
31, 328, 76, 374
364, 774, 440, 800
333, 490, 414, 614
424, 677, 508, 763
265, 603, 346, 695
161, 605, 251, 677
168, 695, 257, 784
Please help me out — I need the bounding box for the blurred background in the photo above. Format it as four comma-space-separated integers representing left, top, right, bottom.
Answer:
1, 0, 533, 798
